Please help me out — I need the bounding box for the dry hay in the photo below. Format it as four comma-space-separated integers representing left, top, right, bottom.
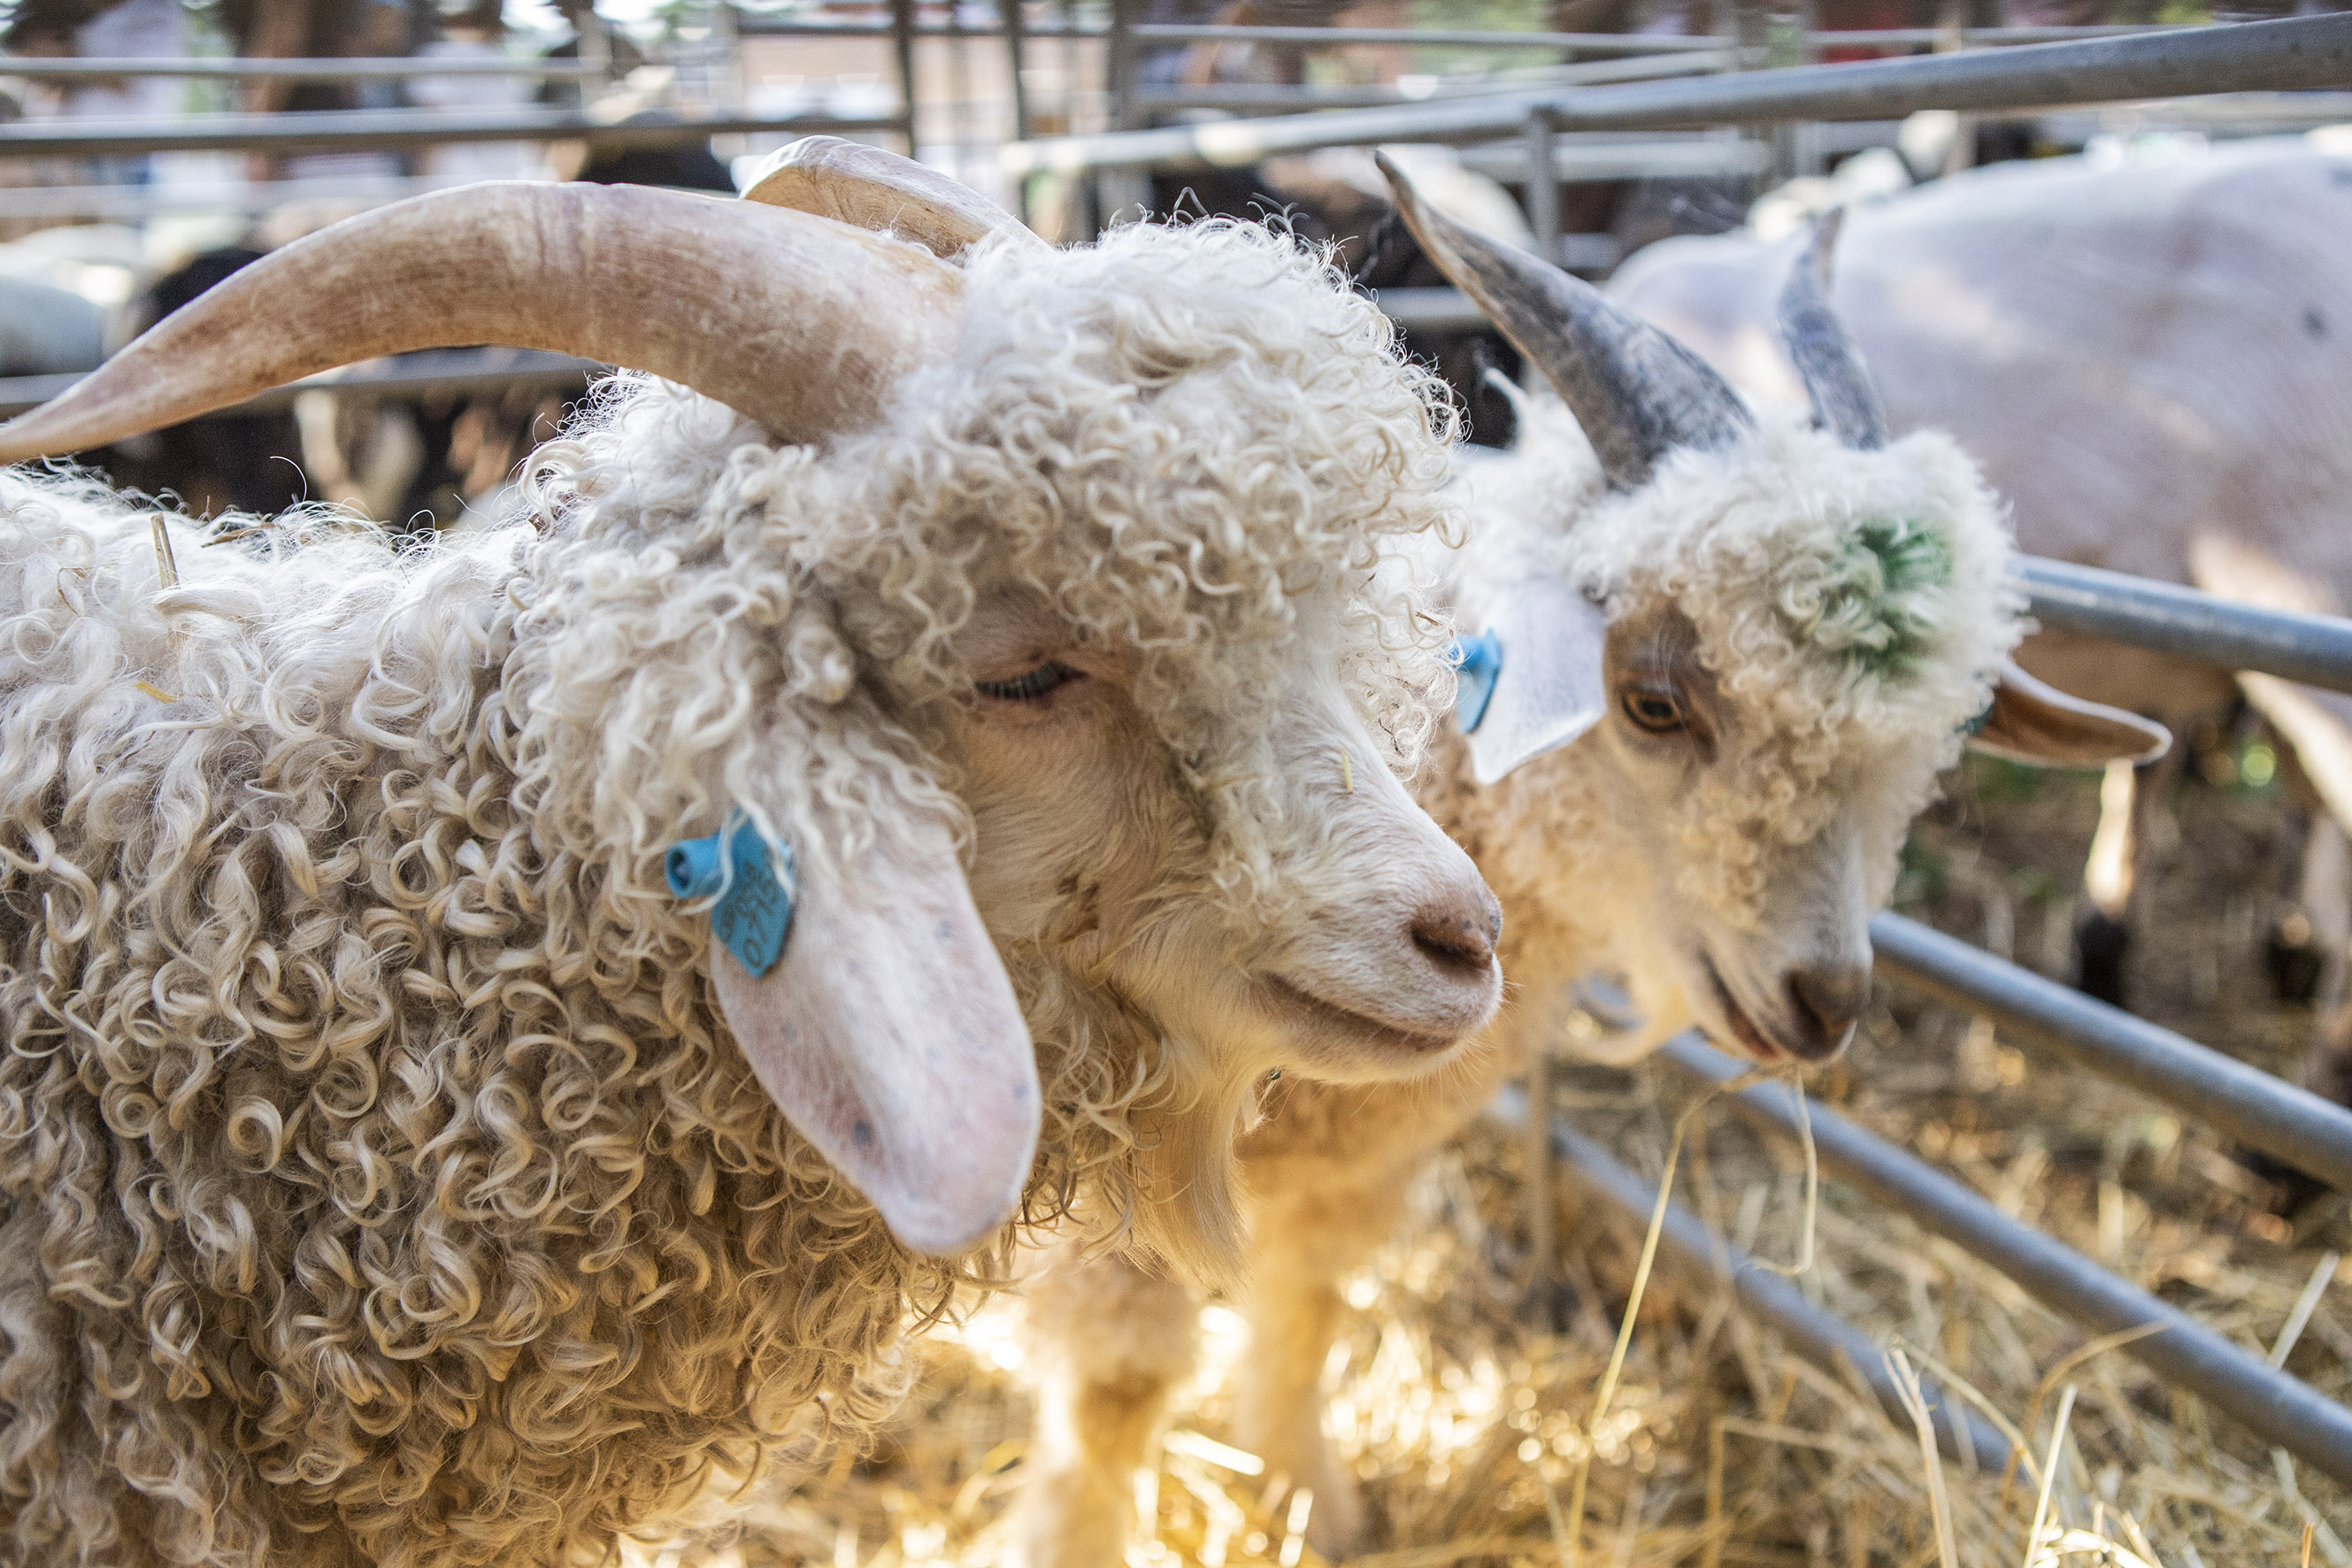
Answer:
640, 749, 2349, 1568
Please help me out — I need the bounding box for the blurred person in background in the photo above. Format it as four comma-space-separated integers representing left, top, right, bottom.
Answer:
3, 0, 186, 184
408, 0, 539, 183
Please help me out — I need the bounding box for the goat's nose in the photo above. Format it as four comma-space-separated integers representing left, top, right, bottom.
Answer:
1786, 964, 1869, 1060
1410, 885, 1503, 978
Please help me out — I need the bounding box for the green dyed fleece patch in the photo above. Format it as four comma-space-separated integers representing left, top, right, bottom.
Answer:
1781, 517, 1953, 679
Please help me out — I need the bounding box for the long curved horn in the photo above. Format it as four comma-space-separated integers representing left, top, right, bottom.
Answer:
741, 136, 1048, 259
1375, 150, 1749, 492
0, 181, 963, 464
1777, 209, 1887, 450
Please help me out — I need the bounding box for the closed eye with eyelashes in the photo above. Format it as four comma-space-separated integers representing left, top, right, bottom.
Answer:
976, 661, 1083, 702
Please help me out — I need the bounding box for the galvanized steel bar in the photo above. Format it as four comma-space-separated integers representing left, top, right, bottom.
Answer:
1524, 113, 1559, 268
1490, 1085, 2013, 1471
2016, 554, 2352, 696
1810, 24, 2182, 47
1127, 24, 1721, 51
0, 172, 470, 220
726, 18, 2176, 45
0, 349, 602, 422
1662, 1034, 2352, 1486
1001, 13, 2352, 171
890, 0, 921, 156
0, 54, 599, 80
1871, 912, 2352, 1195
1367, 288, 1487, 332
0, 107, 900, 159
1004, 0, 1032, 142
1132, 51, 1738, 112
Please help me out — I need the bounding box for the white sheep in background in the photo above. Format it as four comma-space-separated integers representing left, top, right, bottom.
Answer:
0, 143, 1507, 1567
1006, 167, 2167, 1565
1606, 135, 2352, 1041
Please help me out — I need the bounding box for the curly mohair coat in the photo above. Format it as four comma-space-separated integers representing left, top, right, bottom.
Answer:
0, 215, 1467, 1568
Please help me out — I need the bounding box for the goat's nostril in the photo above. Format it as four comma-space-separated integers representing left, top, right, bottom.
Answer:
1410, 890, 1502, 977
1787, 965, 1869, 1057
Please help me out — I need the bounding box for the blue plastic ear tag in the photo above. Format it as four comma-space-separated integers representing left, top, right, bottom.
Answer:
1957, 673, 1999, 739
1449, 629, 1503, 734
665, 811, 797, 980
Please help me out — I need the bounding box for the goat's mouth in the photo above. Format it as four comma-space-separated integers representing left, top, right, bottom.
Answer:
1699, 956, 1789, 1065
1255, 973, 1469, 1059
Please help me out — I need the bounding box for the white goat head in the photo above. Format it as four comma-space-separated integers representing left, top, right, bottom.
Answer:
1384, 162, 2164, 1065
0, 147, 1501, 1272
736, 141, 1506, 1274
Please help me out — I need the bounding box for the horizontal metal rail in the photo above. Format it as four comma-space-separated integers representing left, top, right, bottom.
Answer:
1663, 1034, 2352, 1487
1872, 913, 2352, 1194
1488, 1085, 2012, 1470
728, 17, 1710, 50
2017, 555, 2352, 696
1457, 129, 1771, 181
734, 16, 1086, 37
1126, 24, 1719, 52
1001, 13, 2352, 171
0, 172, 478, 220
0, 54, 597, 80
2037, 88, 2352, 127
1368, 288, 1492, 333
1810, 25, 2185, 47
730, 17, 2187, 48
0, 107, 900, 158
0, 349, 600, 422
1134, 50, 1739, 112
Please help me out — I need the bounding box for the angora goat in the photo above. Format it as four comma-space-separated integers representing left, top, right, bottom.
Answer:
1605, 135, 2352, 1034
1011, 167, 2169, 1565
0, 143, 1506, 1567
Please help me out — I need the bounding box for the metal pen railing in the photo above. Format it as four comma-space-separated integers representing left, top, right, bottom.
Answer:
1663, 1037, 2352, 1487
1872, 913, 2352, 1196
0, 54, 600, 81
2018, 556, 2352, 696
0, 349, 599, 422
1132, 50, 1740, 115
1001, 12, 2352, 172
0, 105, 899, 159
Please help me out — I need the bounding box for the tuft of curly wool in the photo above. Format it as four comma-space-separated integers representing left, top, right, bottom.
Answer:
0, 217, 1462, 1568
1451, 401, 2020, 932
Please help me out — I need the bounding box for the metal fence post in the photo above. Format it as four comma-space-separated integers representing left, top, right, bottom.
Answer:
891, 0, 920, 157
1100, 0, 1149, 225
1523, 110, 1559, 268
1005, 0, 1032, 142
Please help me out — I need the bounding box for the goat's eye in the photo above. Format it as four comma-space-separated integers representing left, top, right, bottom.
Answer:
1621, 688, 1685, 734
976, 661, 1081, 703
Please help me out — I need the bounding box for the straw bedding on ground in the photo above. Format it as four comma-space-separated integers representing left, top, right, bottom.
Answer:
643, 747, 2350, 1568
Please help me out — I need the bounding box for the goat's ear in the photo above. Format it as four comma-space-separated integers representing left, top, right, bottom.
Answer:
1464, 573, 1610, 786
710, 812, 1040, 1257
1966, 659, 2171, 768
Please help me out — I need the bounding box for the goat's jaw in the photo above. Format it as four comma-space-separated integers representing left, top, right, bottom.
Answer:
1252, 972, 1480, 1066
1679, 938, 1868, 1066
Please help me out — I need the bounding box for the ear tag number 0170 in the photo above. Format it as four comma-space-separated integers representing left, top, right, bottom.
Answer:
666, 811, 797, 979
